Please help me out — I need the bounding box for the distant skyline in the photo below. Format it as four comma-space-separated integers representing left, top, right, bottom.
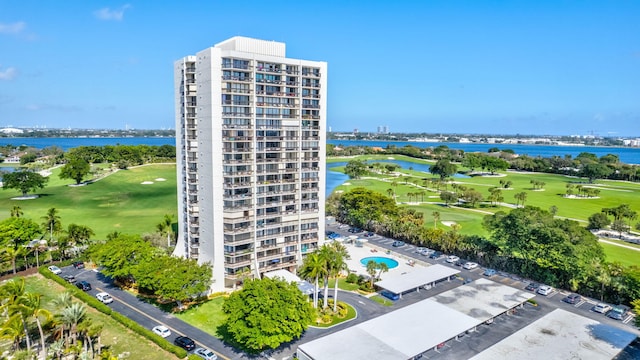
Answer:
1, 1, 638, 136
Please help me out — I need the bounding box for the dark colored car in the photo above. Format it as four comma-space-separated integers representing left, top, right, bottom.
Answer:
348, 227, 362, 233
392, 240, 405, 247
607, 305, 630, 320
76, 281, 91, 291
454, 259, 465, 267
72, 261, 85, 269
525, 282, 540, 291
429, 251, 443, 259
363, 232, 375, 237
562, 293, 582, 305
174, 336, 196, 351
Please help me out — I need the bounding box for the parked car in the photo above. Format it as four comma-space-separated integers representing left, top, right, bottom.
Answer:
380, 290, 400, 301
446, 255, 460, 263
525, 282, 540, 291
63, 275, 76, 283
463, 262, 479, 270
392, 240, 405, 247
363, 232, 375, 237
152, 325, 171, 338
96, 292, 114, 304
607, 305, 630, 321
327, 233, 340, 239
72, 261, 85, 269
483, 268, 497, 276
48, 265, 62, 275
562, 293, 582, 305
76, 281, 91, 291
429, 251, 443, 259
174, 336, 196, 351
420, 248, 435, 256
348, 227, 362, 233
454, 259, 465, 267
537, 285, 553, 296
194, 347, 218, 360
592, 303, 612, 314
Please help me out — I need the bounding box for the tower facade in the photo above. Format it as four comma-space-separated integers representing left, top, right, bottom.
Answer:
174, 37, 326, 291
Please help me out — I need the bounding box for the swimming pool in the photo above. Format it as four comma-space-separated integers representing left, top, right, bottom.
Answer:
360, 256, 399, 269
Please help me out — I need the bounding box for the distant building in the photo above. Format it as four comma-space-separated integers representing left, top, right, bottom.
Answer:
0, 127, 24, 134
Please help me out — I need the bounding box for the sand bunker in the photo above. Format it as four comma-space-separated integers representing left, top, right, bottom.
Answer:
141, 181, 154, 185
155, 178, 166, 181
441, 221, 457, 227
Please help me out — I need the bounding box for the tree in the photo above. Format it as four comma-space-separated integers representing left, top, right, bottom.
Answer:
440, 191, 457, 206
10, 206, 23, 218
344, 159, 367, 179
221, 277, 314, 353
587, 212, 611, 230
581, 163, 613, 183
66, 224, 95, 249
42, 207, 63, 242
156, 214, 175, 247
59, 157, 91, 185
298, 252, 326, 308
0, 217, 42, 273
432, 211, 440, 228
2, 170, 48, 197
462, 189, 484, 208
366, 260, 378, 288
430, 159, 458, 180
326, 242, 349, 312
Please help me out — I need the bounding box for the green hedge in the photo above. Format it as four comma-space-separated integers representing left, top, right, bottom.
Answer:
38, 266, 188, 358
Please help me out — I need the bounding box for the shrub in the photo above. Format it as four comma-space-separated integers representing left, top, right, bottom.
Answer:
345, 273, 358, 283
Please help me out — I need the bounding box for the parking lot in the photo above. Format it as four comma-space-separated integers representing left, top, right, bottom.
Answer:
326, 222, 639, 332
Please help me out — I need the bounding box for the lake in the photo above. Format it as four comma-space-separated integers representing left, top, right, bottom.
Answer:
328, 139, 640, 165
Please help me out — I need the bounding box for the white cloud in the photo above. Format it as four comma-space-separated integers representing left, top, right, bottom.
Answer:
94, 4, 131, 21
0, 21, 26, 34
0, 66, 17, 80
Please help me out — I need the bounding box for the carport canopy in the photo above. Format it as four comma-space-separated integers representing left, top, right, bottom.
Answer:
375, 264, 460, 295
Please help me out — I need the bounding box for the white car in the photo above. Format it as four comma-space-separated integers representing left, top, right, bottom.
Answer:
593, 303, 612, 314
48, 265, 62, 275
463, 262, 478, 270
152, 325, 171, 338
194, 347, 218, 360
96, 292, 114, 304
446, 255, 460, 263
537, 285, 553, 296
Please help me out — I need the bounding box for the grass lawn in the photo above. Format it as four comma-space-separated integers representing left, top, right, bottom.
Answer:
599, 242, 640, 268
369, 295, 394, 307
22, 275, 178, 360
312, 302, 357, 328
0, 164, 178, 239
329, 155, 640, 264
173, 296, 227, 338
327, 278, 360, 291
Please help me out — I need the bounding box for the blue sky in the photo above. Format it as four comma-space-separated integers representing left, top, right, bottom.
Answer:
1, 1, 638, 136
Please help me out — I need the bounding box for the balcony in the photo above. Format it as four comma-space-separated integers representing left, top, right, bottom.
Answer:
222, 75, 252, 82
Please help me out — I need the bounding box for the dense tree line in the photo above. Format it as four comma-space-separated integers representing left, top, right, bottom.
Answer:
331, 144, 640, 183
329, 187, 640, 307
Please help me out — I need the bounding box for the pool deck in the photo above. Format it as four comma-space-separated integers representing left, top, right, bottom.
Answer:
338, 241, 428, 280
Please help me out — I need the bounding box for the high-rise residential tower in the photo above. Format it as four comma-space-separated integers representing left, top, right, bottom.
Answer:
174, 37, 327, 292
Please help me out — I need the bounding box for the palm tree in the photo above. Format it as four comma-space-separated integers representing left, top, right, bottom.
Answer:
299, 252, 326, 308
376, 262, 389, 281
156, 214, 174, 247
42, 207, 62, 242
0, 278, 32, 351
432, 211, 440, 228
386, 188, 394, 198
319, 245, 334, 309
327, 243, 349, 312
59, 303, 86, 346
22, 292, 52, 360
10, 206, 23, 218
366, 260, 378, 288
